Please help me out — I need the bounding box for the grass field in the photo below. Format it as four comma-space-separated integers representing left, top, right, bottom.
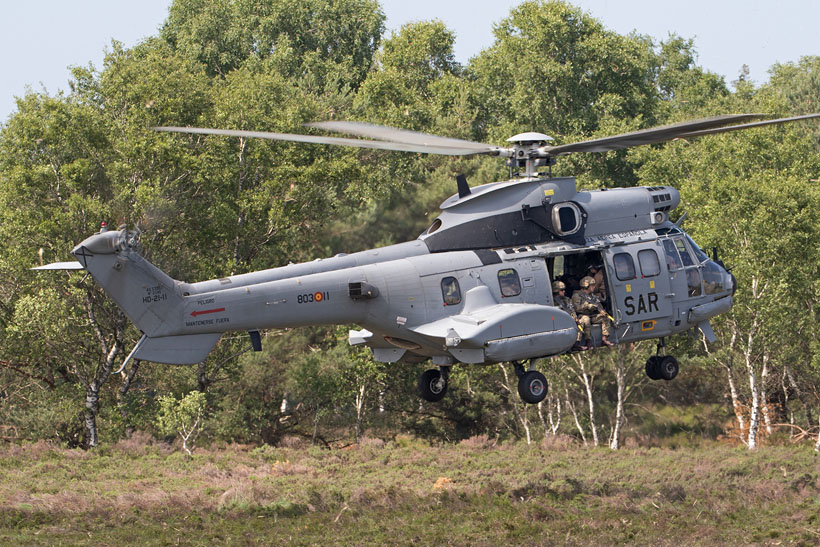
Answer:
1, 435, 819, 545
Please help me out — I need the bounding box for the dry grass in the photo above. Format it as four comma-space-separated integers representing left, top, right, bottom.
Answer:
1, 438, 819, 545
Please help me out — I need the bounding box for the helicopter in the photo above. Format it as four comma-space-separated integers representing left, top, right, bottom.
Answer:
36, 112, 820, 405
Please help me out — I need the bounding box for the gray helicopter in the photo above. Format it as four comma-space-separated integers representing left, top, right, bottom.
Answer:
37, 113, 820, 404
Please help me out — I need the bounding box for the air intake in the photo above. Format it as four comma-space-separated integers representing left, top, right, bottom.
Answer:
349, 281, 379, 300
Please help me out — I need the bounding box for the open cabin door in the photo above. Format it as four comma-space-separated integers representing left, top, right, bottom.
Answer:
603, 241, 670, 328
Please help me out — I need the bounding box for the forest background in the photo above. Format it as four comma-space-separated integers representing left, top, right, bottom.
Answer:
0, 0, 818, 453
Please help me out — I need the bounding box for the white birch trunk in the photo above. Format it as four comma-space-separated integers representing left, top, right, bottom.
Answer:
610, 359, 626, 450
743, 278, 765, 450
548, 394, 561, 435
565, 388, 587, 446
582, 366, 599, 447
499, 365, 531, 444
354, 384, 365, 444
569, 356, 598, 446
721, 326, 746, 443
537, 401, 548, 438
815, 414, 820, 452
760, 353, 772, 436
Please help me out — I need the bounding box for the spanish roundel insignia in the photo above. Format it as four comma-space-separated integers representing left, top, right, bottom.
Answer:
641, 320, 656, 332
314, 292, 324, 302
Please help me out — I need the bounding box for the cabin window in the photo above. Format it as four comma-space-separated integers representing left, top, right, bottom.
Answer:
674, 238, 695, 267
497, 268, 521, 297
441, 276, 461, 306
662, 239, 683, 270
638, 249, 660, 277
613, 253, 636, 281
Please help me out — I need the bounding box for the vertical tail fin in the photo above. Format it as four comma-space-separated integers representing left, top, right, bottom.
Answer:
72, 229, 182, 338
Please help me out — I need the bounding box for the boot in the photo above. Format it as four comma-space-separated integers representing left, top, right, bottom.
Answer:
601, 336, 615, 347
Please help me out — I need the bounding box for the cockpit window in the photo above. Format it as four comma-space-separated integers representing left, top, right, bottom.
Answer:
638, 249, 660, 277
662, 239, 683, 270
702, 261, 728, 294
613, 253, 636, 281
441, 277, 461, 305
498, 269, 521, 297
685, 235, 710, 263
674, 238, 694, 267
686, 267, 703, 296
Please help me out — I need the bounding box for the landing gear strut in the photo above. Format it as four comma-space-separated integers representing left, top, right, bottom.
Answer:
645, 338, 679, 381
418, 367, 449, 402
514, 361, 548, 404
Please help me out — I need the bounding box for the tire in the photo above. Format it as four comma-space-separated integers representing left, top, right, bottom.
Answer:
418, 369, 447, 402
645, 356, 662, 380
658, 356, 679, 381
518, 370, 548, 404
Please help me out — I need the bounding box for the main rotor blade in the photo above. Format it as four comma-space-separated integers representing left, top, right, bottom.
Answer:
543, 114, 767, 155
673, 112, 820, 139
306, 120, 495, 152
153, 126, 493, 156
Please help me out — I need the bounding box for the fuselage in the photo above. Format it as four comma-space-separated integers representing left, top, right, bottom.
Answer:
69, 177, 735, 366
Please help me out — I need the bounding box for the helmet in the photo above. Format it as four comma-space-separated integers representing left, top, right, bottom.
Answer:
580, 276, 596, 289
552, 280, 566, 292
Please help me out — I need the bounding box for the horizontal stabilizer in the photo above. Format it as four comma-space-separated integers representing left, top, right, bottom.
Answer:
32, 261, 85, 270
132, 333, 222, 365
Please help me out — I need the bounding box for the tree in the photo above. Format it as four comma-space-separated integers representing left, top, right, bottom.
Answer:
162, 0, 384, 91
156, 390, 207, 455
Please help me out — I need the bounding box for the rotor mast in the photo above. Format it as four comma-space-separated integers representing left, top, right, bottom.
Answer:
505, 132, 555, 179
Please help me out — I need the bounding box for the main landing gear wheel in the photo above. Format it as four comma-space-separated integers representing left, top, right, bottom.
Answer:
657, 356, 679, 381
645, 356, 662, 380
518, 370, 548, 404
645, 355, 679, 381
418, 368, 448, 402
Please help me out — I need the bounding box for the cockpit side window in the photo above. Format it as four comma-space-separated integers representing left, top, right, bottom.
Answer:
638, 249, 660, 277
686, 267, 703, 296
662, 239, 683, 270
674, 238, 694, 267
441, 276, 461, 306
613, 253, 636, 281
498, 268, 521, 297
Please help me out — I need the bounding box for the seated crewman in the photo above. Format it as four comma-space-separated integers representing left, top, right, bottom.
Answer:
587, 263, 607, 303
552, 280, 586, 350
571, 276, 615, 348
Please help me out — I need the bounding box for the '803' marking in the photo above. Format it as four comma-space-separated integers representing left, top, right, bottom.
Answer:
297, 291, 330, 304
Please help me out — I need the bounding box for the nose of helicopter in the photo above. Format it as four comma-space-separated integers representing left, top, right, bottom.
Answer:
730, 272, 737, 295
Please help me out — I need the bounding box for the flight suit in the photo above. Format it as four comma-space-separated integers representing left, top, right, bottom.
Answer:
571, 290, 613, 342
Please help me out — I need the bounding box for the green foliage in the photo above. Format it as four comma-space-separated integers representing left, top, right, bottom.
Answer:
162, 0, 384, 91
0, 0, 818, 450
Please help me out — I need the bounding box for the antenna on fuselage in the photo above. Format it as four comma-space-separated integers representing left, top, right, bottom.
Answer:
456, 174, 471, 198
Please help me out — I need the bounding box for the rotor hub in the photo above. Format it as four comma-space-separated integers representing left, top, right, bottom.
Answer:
505, 133, 555, 178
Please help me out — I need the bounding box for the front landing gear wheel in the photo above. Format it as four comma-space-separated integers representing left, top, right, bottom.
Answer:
658, 356, 679, 381
518, 370, 548, 404
645, 356, 662, 380
419, 369, 448, 402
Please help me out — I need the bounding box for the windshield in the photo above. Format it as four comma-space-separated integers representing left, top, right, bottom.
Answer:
684, 234, 710, 263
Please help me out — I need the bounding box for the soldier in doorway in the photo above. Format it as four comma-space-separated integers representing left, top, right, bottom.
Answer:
552, 280, 586, 350
587, 263, 607, 303
571, 276, 615, 347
